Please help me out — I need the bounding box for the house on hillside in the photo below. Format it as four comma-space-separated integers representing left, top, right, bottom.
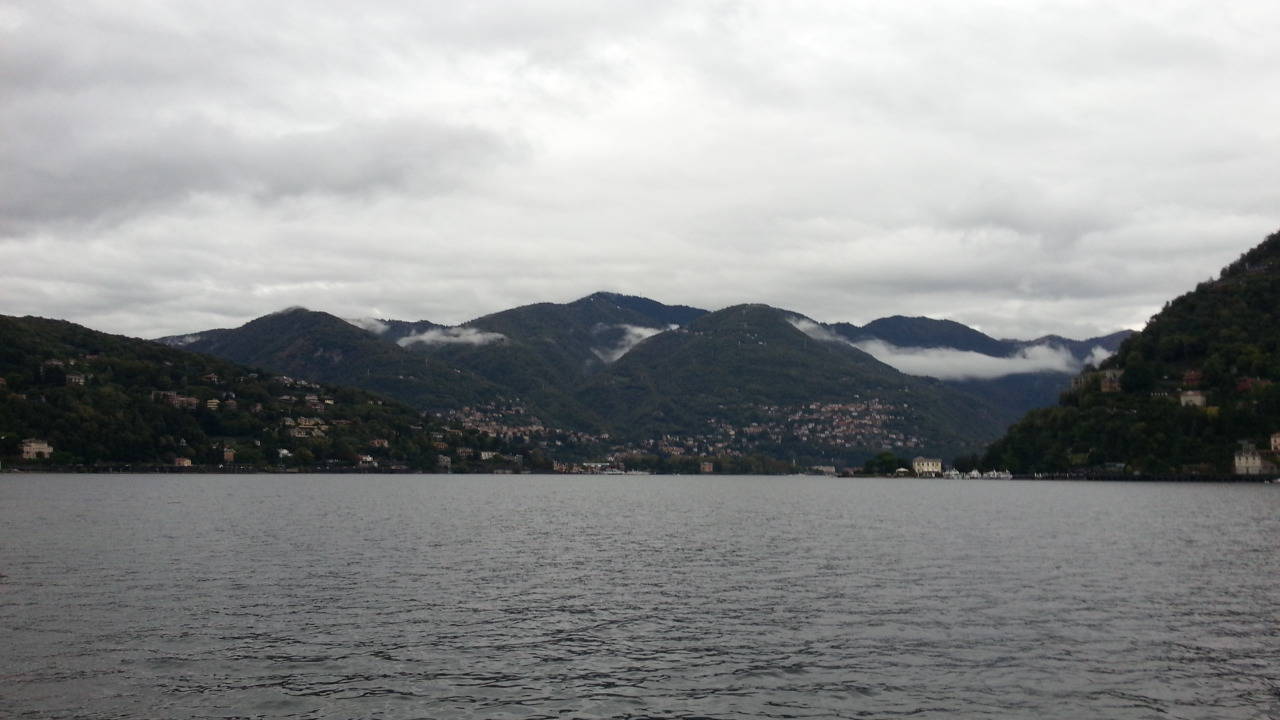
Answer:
1234, 443, 1269, 475
21, 439, 53, 460
1180, 390, 1206, 408
1100, 369, 1122, 393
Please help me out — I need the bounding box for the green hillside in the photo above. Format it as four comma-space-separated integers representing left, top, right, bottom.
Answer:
0, 315, 524, 471
160, 309, 503, 411
373, 293, 702, 430
153, 293, 1135, 468
984, 230, 1280, 474
852, 316, 1015, 356
581, 304, 1010, 464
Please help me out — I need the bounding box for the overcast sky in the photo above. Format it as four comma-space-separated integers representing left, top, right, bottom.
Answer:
3, 1, 1278, 340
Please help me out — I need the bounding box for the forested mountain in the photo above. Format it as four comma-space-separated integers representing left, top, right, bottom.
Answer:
378, 292, 708, 432
157, 292, 1131, 465
831, 317, 1131, 420
0, 316, 526, 470
159, 309, 503, 411
406, 292, 690, 382
834, 315, 1128, 362
984, 229, 1280, 474
577, 304, 1010, 462
1011, 331, 1132, 359
844, 316, 1015, 356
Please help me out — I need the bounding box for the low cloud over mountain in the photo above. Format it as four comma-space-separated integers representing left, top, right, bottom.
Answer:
789, 316, 1115, 380
592, 324, 671, 364
397, 327, 506, 347
852, 340, 1109, 381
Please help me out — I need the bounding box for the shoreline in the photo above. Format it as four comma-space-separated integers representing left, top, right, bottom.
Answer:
2, 466, 1276, 482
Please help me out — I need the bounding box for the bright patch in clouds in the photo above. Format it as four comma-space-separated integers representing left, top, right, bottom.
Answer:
397, 327, 506, 347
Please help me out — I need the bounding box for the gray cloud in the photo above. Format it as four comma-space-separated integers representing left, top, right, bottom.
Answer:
0, 112, 513, 233
2, 1, 1279, 341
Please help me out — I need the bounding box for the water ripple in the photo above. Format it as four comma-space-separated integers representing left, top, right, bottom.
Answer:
2, 475, 1278, 719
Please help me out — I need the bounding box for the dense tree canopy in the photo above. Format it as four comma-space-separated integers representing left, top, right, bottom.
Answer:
0, 316, 524, 471
983, 230, 1280, 475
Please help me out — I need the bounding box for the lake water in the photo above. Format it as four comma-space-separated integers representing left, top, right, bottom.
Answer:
1, 474, 1277, 719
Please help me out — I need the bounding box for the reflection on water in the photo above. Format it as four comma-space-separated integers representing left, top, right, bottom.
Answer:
2, 475, 1277, 719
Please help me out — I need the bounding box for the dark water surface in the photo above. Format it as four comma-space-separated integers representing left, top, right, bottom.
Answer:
2, 474, 1277, 719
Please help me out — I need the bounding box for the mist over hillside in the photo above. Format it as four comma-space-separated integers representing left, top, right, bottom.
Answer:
157, 292, 1128, 465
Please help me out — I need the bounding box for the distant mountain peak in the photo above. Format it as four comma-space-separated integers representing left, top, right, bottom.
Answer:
567, 292, 708, 328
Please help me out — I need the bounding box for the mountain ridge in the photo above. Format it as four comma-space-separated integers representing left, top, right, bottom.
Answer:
155, 293, 1132, 464
0, 314, 524, 470
984, 229, 1280, 474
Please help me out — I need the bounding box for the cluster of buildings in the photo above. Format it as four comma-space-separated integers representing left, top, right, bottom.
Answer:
439, 397, 928, 468
1233, 434, 1280, 475
775, 401, 922, 449
1078, 366, 1276, 412
691, 400, 922, 456
443, 403, 608, 447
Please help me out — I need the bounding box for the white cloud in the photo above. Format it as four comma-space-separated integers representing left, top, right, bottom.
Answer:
853, 340, 1082, 380
1083, 345, 1115, 368
787, 317, 846, 344
592, 324, 670, 363
396, 327, 506, 347
791, 314, 1087, 379
345, 317, 389, 335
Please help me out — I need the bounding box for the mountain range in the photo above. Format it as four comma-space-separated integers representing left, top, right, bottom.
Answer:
159, 292, 1129, 465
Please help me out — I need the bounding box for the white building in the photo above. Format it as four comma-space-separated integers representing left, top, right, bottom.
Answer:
1235, 446, 1265, 475
1180, 390, 1206, 408
21, 439, 53, 460
912, 457, 942, 477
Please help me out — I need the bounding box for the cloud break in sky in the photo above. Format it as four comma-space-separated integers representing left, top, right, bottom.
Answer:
2, 1, 1279, 340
